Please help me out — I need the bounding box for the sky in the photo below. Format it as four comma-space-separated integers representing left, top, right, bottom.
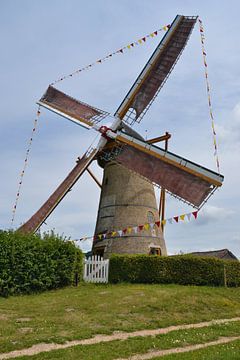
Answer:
1, 0, 240, 258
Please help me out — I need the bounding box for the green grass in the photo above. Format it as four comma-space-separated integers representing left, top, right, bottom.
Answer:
0, 283, 240, 354
158, 340, 240, 359
15, 321, 240, 359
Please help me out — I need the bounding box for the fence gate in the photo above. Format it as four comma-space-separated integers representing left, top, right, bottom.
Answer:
83, 256, 109, 283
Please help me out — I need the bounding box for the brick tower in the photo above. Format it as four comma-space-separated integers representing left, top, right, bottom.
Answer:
92, 160, 167, 258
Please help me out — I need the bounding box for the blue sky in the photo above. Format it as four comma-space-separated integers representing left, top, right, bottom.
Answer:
1, 0, 240, 257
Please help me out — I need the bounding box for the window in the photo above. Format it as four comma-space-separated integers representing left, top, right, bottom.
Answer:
147, 211, 155, 224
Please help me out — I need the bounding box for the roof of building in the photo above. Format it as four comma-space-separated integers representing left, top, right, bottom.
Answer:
190, 249, 238, 261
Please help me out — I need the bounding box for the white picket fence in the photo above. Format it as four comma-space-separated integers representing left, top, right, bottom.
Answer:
83, 256, 109, 283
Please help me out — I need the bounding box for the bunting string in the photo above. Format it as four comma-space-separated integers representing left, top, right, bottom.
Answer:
198, 19, 220, 174
10, 107, 41, 227
77, 210, 198, 242
51, 24, 171, 86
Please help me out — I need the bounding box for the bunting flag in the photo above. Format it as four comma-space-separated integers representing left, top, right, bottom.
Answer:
51, 24, 171, 86
198, 19, 220, 174
77, 210, 199, 242
10, 107, 41, 227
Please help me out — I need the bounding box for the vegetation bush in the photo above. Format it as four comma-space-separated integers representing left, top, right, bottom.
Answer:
0, 230, 83, 297
109, 254, 240, 287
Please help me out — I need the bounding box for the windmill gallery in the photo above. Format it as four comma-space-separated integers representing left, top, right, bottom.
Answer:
17, 15, 224, 258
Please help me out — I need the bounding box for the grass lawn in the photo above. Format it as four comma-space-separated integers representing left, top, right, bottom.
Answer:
0, 283, 240, 355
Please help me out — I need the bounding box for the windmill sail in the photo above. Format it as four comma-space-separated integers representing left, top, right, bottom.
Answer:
114, 132, 223, 208
38, 86, 109, 129
18, 148, 98, 233
115, 15, 197, 125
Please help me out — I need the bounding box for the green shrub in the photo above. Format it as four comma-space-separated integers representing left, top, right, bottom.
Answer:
109, 254, 240, 287
0, 230, 83, 297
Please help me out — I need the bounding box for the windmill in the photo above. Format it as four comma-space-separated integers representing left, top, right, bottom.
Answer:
18, 15, 224, 258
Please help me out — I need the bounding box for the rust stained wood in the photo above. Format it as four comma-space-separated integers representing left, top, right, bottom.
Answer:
18, 149, 98, 233
115, 15, 197, 123
38, 86, 106, 128
115, 145, 213, 207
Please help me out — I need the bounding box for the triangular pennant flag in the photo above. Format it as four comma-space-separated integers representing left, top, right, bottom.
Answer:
112, 231, 117, 236
97, 59, 102, 63
138, 39, 142, 44
150, 33, 155, 37
142, 37, 146, 42
130, 43, 134, 47
186, 213, 191, 221
118, 230, 123, 237
123, 228, 127, 234
138, 225, 144, 231
133, 226, 138, 233
103, 233, 107, 239
168, 218, 173, 224
154, 31, 157, 35
174, 216, 179, 223
162, 219, 166, 226
127, 227, 132, 234
192, 211, 198, 219
144, 223, 150, 230
180, 214, 185, 221
150, 223, 155, 229
155, 221, 160, 227
98, 234, 102, 240
127, 45, 131, 49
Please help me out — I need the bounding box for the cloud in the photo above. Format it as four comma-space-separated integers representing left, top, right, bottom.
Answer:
196, 205, 234, 226
216, 101, 240, 149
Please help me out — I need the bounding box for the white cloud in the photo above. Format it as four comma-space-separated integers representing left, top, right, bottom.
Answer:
196, 205, 234, 226
216, 101, 240, 148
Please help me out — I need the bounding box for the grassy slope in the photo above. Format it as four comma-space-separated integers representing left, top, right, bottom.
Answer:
0, 284, 240, 354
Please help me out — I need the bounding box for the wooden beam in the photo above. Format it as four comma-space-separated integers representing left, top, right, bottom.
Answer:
147, 132, 171, 144
87, 168, 102, 188
159, 132, 169, 234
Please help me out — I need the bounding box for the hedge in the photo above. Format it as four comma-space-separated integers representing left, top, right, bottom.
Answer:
109, 254, 240, 287
0, 230, 83, 297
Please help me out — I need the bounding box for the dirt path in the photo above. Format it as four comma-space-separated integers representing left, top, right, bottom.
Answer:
0, 317, 240, 359
116, 336, 240, 360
